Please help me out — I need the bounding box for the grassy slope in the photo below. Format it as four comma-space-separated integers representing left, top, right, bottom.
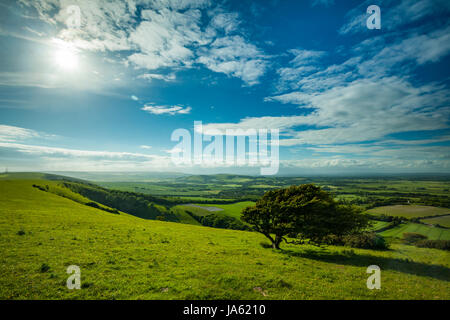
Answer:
367, 205, 450, 218
1, 180, 449, 299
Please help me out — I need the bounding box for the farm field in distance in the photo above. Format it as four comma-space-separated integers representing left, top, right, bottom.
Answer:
181, 202, 256, 220
379, 223, 450, 240
421, 216, 450, 228
367, 205, 450, 218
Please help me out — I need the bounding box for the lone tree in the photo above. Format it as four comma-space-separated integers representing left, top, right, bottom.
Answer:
241, 184, 369, 249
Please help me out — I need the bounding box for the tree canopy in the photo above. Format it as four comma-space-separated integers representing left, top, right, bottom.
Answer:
241, 184, 369, 249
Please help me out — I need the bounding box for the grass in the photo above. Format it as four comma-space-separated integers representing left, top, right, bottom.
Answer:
169, 206, 202, 226
421, 215, 450, 228
0, 179, 449, 299
189, 202, 256, 220
367, 205, 450, 218
368, 221, 391, 231
379, 222, 450, 240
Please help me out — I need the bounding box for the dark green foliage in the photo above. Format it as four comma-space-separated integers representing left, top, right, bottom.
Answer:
369, 214, 405, 224
415, 240, 450, 251
199, 214, 249, 231
259, 242, 273, 249
39, 263, 50, 273
32, 184, 47, 192
325, 233, 389, 250
342, 233, 389, 250
400, 233, 450, 250
16, 230, 26, 236
242, 184, 370, 249
186, 210, 249, 231
403, 232, 428, 244
62, 182, 178, 221
85, 202, 119, 214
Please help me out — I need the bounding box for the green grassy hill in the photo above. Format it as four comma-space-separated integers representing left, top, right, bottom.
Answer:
1, 178, 449, 299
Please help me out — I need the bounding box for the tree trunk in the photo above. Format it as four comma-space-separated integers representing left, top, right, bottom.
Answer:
262, 233, 281, 250
272, 235, 282, 249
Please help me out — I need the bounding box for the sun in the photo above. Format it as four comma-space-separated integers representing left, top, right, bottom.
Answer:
54, 47, 79, 71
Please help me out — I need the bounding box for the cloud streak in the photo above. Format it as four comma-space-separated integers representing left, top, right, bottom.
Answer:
141, 104, 191, 115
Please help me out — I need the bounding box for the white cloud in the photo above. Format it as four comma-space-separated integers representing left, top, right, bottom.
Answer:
131, 95, 139, 101
202, 77, 449, 146
141, 104, 191, 115
0, 142, 159, 159
140, 145, 152, 149
208, 11, 240, 34
275, 23, 450, 94
271, 77, 449, 144
127, 8, 205, 70
0, 141, 173, 171
306, 144, 450, 161
0, 125, 40, 142
276, 49, 327, 90
282, 158, 449, 171
288, 49, 326, 67
137, 73, 176, 82
197, 35, 269, 85
356, 26, 450, 77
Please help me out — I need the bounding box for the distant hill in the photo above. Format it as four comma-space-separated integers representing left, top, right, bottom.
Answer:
0, 172, 88, 183
43, 171, 189, 182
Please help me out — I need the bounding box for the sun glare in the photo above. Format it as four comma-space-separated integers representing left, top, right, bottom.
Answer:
54, 47, 79, 71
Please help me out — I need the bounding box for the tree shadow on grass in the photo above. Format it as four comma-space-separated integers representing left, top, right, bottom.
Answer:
280, 248, 450, 282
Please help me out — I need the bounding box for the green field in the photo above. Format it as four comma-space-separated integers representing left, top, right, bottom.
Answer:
90, 174, 450, 213
367, 205, 450, 218
379, 223, 450, 240
369, 221, 391, 232
1, 178, 450, 299
184, 202, 256, 220
421, 216, 450, 228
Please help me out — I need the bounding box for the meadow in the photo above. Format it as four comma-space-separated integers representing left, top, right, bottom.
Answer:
367, 205, 450, 218
0, 174, 449, 300
422, 216, 450, 228
181, 202, 256, 220
379, 223, 450, 240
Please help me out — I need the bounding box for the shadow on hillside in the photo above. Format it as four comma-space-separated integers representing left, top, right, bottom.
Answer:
280, 248, 450, 282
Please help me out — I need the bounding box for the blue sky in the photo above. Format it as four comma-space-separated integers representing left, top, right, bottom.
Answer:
0, 0, 449, 174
